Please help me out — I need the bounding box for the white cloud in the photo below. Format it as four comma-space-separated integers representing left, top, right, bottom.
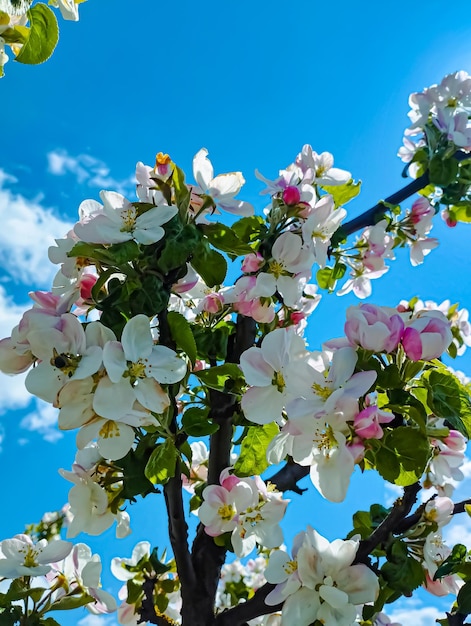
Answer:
384, 481, 402, 507
389, 604, 445, 625
444, 515, 471, 548
20, 399, 62, 443
0, 170, 73, 286
78, 615, 118, 626
388, 596, 449, 626
47, 149, 135, 196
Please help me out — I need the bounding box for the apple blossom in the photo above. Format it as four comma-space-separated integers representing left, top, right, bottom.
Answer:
74, 190, 178, 245
402, 310, 452, 361
265, 526, 379, 626
344, 303, 404, 353
0, 534, 72, 578
240, 328, 307, 424
193, 148, 254, 216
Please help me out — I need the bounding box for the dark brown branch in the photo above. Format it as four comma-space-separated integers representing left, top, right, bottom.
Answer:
163, 472, 196, 621
336, 149, 470, 239
395, 497, 471, 535
139, 577, 175, 625
189, 314, 258, 626
354, 483, 421, 564
214, 583, 282, 626
267, 460, 309, 494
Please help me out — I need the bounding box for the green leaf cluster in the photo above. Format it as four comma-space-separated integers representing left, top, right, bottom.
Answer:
233, 423, 279, 477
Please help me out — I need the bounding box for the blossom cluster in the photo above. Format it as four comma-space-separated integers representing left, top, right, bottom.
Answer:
198, 469, 289, 557
0, 532, 116, 618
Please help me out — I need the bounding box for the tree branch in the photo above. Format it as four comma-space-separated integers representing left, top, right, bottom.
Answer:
189, 314, 258, 626
336, 149, 470, 239
214, 583, 282, 626
267, 460, 309, 494
163, 472, 196, 621
354, 482, 421, 564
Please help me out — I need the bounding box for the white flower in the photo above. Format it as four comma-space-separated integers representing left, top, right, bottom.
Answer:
240, 328, 307, 425
74, 191, 178, 245
57, 543, 118, 613
265, 526, 379, 626
192, 148, 254, 216
0, 534, 72, 578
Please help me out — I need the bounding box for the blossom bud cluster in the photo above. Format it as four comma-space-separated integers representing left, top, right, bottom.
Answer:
399, 70, 471, 162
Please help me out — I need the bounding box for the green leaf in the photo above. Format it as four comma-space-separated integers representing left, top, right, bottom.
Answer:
49, 593, 95, 611
171, 164, 191, 217
196, 363, 244, 393
193, 323, 234, 362
233, 423, 279, 477
191, 241, 227, 287
167, 311, 197, 365
458, 582, 471, 613
15, 3, 58, 65
321, 179, 361, 207
200, 223, 253, 256
107, 240, 141, 264
423, 369, 471, 438
41, 618, 61, 626
181, 406, 219, 436
449, 202, 471, 223
1, 25, 29, 45
157, 223, 200, 273
381, 545, 424, 594
145, 439, 178, 484
374, 426, 430, 485
231, 215, 265, 243
428, 154, 459, 186
316, 267, 336, 291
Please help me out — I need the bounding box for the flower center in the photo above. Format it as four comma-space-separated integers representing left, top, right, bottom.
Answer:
272, 370, 285, 393
127, 360, 147, 382
311, 382, 333, 400
217, 504, 235, 522
268, 260, 286, 279
120, 206, 138, 232
20, 545, 40, 568
50, 349, 81, 378
283, 559, 298, 575
99, 420, 120, 440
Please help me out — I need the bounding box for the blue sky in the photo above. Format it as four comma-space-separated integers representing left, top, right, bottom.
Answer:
2, 1, 471, 624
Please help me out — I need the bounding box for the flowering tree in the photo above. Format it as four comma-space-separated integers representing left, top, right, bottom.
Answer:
0, 0, 86, 76
2, 71, 471, 626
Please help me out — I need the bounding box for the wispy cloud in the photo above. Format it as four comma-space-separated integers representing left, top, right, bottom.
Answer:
389, 596, 448, 625
0, 170, 73, 286
47, 149, 135, 196
77, 615, 118, 626
20, 400, 62, 443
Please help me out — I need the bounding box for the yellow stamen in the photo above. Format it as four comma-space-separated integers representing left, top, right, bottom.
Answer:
217, 503, 235, 522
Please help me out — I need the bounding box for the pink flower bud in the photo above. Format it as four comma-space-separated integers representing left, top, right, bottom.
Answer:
402, 312, 452, 361
344, 304, 404, 353
354, 405, 394, 439
79, 274, 98, 300
410, 197, 433, 224
241, 252, 265, 273
442, 209, 458, 228
290, 312, 305, 325
282, 185, 301, 206
202, 293, 224, 314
